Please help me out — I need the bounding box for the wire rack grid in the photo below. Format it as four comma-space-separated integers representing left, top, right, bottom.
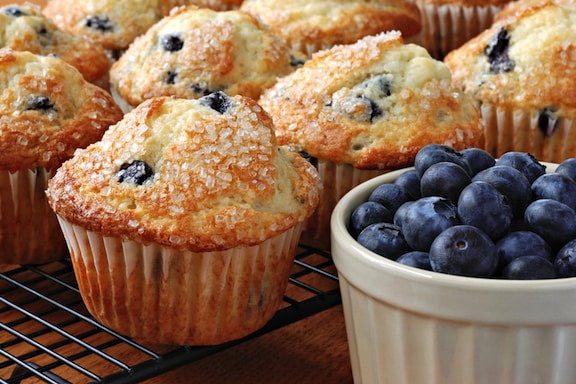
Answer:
0, 245, 341, 384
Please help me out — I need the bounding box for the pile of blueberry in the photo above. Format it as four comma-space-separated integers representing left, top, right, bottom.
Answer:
350, 144, 576, 280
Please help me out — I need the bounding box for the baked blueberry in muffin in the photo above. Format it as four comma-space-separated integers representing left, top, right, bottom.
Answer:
44, 0, 246, 54
110, 6, 300, 111
485, 27, 515, 74
0, 48, 122, 265
46, 94, 320, 345
259, 31, 483, 250
0, 3, 110, 85
444, 0, 576, 162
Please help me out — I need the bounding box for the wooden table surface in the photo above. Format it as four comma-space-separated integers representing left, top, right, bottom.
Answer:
144, 305, 353, 384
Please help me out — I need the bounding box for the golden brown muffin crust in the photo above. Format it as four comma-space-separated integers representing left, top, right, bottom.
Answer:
0, 3, 110, 84
0, 48, 122, 172
240, 0, 422, 54
43, 0, 246, 51
110, 6, 298, 110
160, 0, 244, 13
258, 31, 483, 170
414, 0, 512, 6
47, 95, 320, 252
444, 0, 576, 114
43, 0, 164, 51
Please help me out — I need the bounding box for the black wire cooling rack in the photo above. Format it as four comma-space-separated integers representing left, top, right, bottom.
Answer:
0, 245, 340, 384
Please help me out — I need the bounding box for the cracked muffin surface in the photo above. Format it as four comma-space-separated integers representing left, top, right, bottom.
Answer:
47, 94, 320, 252
259, 31, 483, 170
110, 6, 301, 111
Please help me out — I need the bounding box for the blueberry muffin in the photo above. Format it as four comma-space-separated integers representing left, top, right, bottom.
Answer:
0, 3, 110, 86
109, 6, 301, 112
259, 31, 483, 250
46, 93, 320, 345
411, 0, 513, 59
0, 48, 122, 265
240, 0, 422, 57
43, 0, 245, 56
444, 0, 576, 163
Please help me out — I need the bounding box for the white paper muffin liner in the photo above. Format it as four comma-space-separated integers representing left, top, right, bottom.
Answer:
413, 3, 504, 59
0, 167, 67, 265
299, 160, 388, 251
480, 103, 576, 163
56, 217, 304, 346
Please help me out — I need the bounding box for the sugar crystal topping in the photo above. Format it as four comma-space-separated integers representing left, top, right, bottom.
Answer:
48, 94, 321, 250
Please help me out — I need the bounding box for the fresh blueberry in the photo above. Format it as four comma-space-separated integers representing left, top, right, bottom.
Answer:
495, 152, 546, 183
401, 196, 459, 251
356, 222, 411, 260
199, 91, 231, 114
161, 34, 184, 52
396, 251, 432, 271
537, 107, 559, 137
555, 239, 576, 278
367, 183, 411, 216
484, 27, 514, 74
420, 161, 471, 203
472, 165, 532, 218
349, 201, 392, 238
501, 255, 557, 280
524, 199, 576, 250
531, 173, 576, 211
26, 96, 55, 111
495, 231, 554, 271
393, 201, 413, 228
555, 158, 576, 182
460, 147, 496, 176
429, 225, 497, 277
457, 181, 513, 241
414, 144, 472, 178
394, 169, 421, 200
117, 160, 154, 185
86, 15, 114, 32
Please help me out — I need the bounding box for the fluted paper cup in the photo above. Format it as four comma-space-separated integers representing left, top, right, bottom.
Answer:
299, 160, 387, 251
480, 103, 576, 163
57, 217, 303, 346
413, 3, 504, 59
0, 167, 67, 265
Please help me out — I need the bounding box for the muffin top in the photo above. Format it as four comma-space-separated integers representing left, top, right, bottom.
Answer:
162, 0, 245, 12
258, 31, 483, 170
43, 0, 163, 51
0, 48, 123, 172
47, 94, 321, 252
110, 6, 301, 111
412, 0, 512, 6
240, 0, 421, 56
0, 3, 110, 84
444, 0, 576, 116
43, 0, 246, 52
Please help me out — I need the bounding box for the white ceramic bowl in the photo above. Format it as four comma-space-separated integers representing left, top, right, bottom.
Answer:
331, 166, 576, 384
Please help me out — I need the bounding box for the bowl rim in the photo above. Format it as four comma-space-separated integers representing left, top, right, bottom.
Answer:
330, 164, 576, 325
